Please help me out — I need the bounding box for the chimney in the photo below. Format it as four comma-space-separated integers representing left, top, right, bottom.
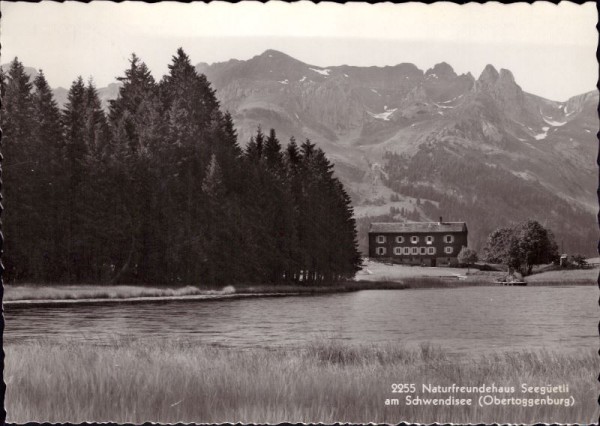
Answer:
439, 216, 443, 224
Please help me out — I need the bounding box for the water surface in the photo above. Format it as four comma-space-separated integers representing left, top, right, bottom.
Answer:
5, 286, 595, 357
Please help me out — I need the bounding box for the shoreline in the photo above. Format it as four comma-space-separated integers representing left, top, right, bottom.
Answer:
4, 275, 594, 307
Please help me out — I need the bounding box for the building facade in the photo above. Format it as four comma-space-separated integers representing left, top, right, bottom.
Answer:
368, 219, 468, 266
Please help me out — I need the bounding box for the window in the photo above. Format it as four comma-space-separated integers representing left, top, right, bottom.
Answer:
411, 247, 419, 255
426, 236, 434, 244
428, 247, 436, 255
420, 247, 427, 255
444, 235, 454, 243
377, 235, 386, 244
411, 236, 419, 244
395, 236, 405, 243
376, 247, 386, 255
393, 247, 402, 255
403, 247, 410, 255
444, 246, 453, 254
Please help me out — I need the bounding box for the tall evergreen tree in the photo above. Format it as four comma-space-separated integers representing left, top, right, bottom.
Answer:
1, 58, 36, 281
31, 70, 67, 281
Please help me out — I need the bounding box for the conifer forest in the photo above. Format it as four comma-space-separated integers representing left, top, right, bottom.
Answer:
0, 49, 361, 285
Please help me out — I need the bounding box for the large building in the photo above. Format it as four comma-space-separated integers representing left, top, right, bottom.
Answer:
368, 218, 468, 266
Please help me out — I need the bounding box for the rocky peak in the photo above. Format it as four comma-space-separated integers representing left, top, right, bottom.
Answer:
425, 62, 457, 79
477, 64, 499, 85
256, 49, 305, 65
260, 49, 292, 59
474, 64, 521, 99
498, 68, 515, 84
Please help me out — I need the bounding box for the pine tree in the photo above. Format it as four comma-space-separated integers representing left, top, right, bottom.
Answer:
264, 128, 284, 173
62, 76, 92, 282
31, 70, 67, 281
1, 58, 36, 281
245, 126, 265, 161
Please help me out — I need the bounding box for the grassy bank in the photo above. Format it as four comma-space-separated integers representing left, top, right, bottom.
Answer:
358, 260, 597, 285
5, 261, 595, 303
524, 267, 597, 285
4, 279, 491, 304
5, 339, 596, 423
3, 284, 213, 302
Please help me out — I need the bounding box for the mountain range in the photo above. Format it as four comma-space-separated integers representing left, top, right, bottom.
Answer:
194, 50, 598, 255
5, 50, 598, 255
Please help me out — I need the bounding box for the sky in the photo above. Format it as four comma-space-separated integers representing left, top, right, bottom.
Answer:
1, 1, 597, 101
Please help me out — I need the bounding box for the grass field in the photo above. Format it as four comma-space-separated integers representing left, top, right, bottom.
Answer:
358, 259, 598, 285
5, 339, 597, 423
525, 267, 597, 285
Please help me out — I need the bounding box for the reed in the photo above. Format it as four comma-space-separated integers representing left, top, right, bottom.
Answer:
5, 339, 597, 424
4, 284, 207, 301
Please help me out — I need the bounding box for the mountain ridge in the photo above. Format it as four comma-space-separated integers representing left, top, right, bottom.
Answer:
3, 51, 597, 254
191, 49, 598, 255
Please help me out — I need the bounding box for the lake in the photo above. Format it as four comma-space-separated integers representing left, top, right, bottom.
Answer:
4, 286, 596, 357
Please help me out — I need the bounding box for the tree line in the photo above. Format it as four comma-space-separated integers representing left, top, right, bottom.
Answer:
0, 50, 361, 286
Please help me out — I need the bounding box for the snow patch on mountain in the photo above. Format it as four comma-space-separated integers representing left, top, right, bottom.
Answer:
310, 68, 330, 76
279, 79, 289, 85
512, 171, 534, 181
438, 95, 462, 104
299, 76, 306, 82
534, 127, 550, 140
542, 116, 566, 127
368, 107, 397, 121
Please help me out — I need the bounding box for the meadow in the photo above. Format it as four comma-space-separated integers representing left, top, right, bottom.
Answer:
5, 339, 597, 424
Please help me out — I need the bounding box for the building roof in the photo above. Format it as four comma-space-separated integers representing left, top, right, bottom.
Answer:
369, 222, 467, 234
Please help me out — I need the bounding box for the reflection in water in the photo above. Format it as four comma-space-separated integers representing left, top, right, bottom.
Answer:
5, 286, 595, 357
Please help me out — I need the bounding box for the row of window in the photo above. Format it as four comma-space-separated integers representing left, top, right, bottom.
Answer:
375, 235, 455, 244
375, 246, 454, 256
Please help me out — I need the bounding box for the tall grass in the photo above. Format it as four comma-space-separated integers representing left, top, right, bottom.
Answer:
5, 339, 597, 424
3, 280, 462, 304
4, 284, 209, 302
6, 268, 594, 304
